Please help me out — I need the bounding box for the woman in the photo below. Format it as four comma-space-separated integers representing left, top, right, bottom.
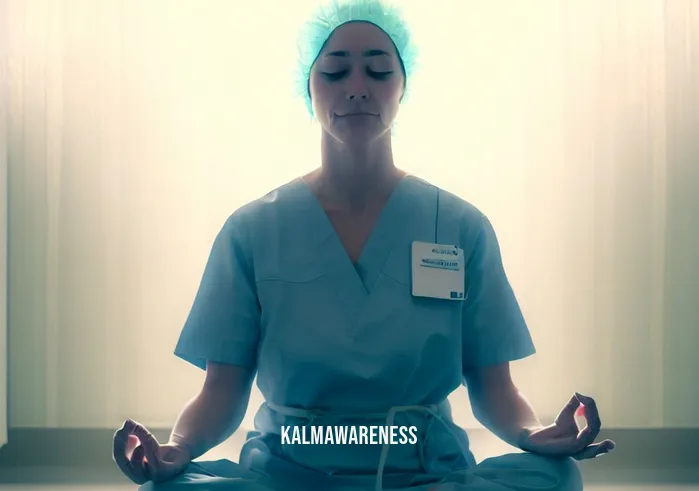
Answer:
112, 1, 615, 490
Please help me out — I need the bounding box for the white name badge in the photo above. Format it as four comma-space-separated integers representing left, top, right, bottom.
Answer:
411, 241, 465, 300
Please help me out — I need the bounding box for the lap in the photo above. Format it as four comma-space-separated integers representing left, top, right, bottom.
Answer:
463, 452, 582, 491
138, 453, 582, 491
138, 461, 269, 490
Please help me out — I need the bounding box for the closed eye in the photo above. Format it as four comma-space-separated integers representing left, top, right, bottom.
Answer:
368, 70, 393, 80
322, 70, 349, 81
321, 69, 395, 82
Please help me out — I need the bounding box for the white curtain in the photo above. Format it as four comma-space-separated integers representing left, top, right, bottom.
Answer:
5, 0, 699, 431
0, 0, 9, 448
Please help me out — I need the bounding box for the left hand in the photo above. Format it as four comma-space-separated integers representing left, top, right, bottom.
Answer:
519, 393, 616, 460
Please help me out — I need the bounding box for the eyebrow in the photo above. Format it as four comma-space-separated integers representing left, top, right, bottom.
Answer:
325, 49, 391, 58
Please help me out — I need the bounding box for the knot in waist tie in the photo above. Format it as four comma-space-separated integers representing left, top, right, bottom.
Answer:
265, 401, 469, 491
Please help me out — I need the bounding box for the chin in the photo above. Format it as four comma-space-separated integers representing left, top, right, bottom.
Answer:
335, 127, 391, 147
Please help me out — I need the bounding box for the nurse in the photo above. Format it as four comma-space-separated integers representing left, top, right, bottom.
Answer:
112, 1, 615, 490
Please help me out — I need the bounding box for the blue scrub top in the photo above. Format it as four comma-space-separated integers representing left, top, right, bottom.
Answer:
173, 175, 536, 478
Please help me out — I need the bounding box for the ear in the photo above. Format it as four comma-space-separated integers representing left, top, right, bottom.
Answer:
399, 72, 407, 102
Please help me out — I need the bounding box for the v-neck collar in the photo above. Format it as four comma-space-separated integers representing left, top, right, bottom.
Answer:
295, 174, 413, 297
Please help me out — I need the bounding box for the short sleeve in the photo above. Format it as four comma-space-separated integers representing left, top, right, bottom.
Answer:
174, 213, 261, 370
461, 214, 535, 371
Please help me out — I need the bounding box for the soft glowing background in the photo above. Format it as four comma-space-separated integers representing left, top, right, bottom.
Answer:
2, 0, 698, 442
0, 0, 8, 447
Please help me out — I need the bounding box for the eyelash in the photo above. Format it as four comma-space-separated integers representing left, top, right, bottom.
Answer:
322, 69, 394, 82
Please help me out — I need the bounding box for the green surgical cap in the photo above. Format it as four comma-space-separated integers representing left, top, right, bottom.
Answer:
294, 0, 418, 120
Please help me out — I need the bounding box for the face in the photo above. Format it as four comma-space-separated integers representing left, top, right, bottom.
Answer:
308, 21, 406, 146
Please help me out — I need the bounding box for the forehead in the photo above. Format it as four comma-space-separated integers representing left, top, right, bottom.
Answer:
320, 21, 396, 57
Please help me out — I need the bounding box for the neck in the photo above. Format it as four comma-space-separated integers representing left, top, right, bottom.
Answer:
314, 131, 402, 211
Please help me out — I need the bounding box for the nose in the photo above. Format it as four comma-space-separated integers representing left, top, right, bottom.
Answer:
345, 70, 369, 101
346, 91, 368, 101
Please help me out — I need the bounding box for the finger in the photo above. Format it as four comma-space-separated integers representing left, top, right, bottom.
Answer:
528, 434, 582, 456
130, 422, 160, 473
572, 445, 601, 460
575, 393, 602, 432
578, 423, 605, 449
114, 447, 140, 483
576, 424, 601, 450
590, 438, 616, 453
554, 394, 581, 424
131, 444, 145, 465
112, 427, 128, 461
572, 440, 614, 461
127, 445, 149, 483
126, 435, 144, 460
113, 423, 144, 484
112, 419, 135, 456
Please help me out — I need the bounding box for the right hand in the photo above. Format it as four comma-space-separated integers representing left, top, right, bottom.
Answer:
112, 419, 191, 485
519, 393, 615, 460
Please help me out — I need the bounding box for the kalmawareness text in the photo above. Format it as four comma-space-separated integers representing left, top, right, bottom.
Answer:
281, 425, 418, 445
